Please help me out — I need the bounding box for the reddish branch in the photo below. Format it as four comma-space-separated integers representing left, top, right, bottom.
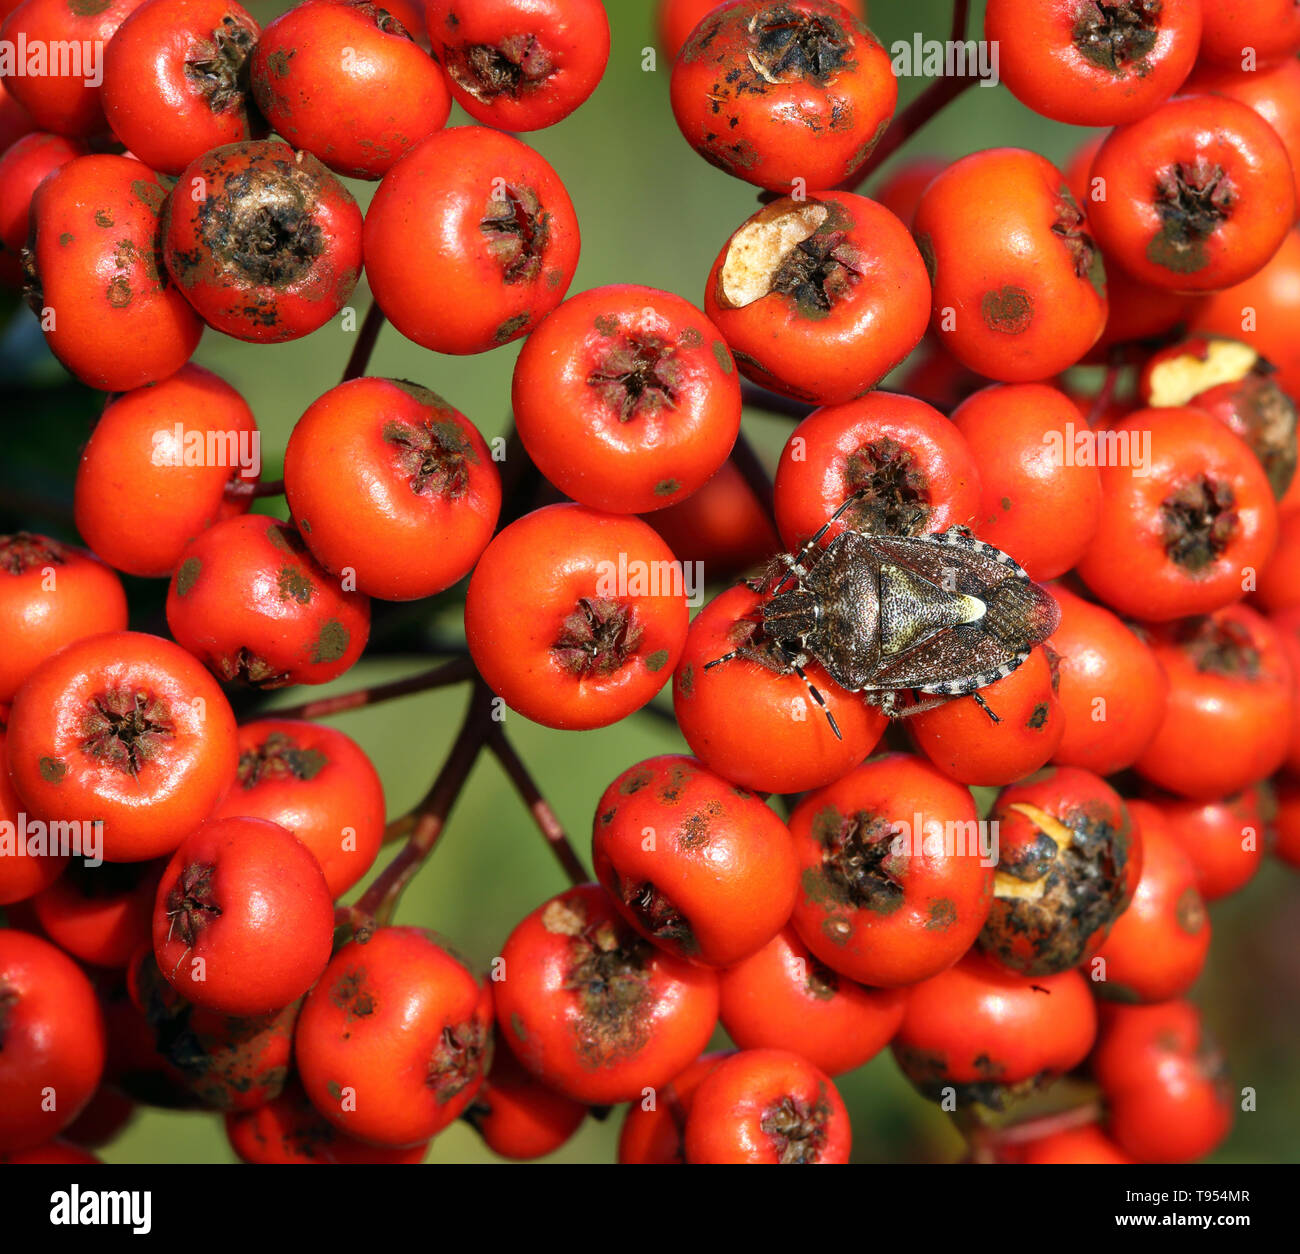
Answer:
248, 655, 476, 723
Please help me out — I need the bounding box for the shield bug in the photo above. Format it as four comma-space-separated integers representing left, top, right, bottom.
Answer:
704, 489, 1061, 737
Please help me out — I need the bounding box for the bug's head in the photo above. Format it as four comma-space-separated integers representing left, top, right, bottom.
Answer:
760, 586, 820, 646
982, 579, 1061, 654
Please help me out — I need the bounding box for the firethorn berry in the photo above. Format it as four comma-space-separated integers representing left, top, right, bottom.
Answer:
23, 155, 203, 390
1139, 335, 1298, 504
152, 816, 332, 1015
773, 392, 982, 554
1091, 800, 1210, 1003
284, 378, 500, 602
646, 460, 781, 576
363, 126, 580, 354
166, 515, 370, 688
6, 632, 238, 863
225, 1078, 429, 1164
912, 148, 1108, 383
1091, 95, 1297, 293
977, 768, 1136, 977
463, 1045, 586, 1162
1091, 1001, 1234, 1163
0, 728, 67, 905
1197, 0, 1300, 68
617, 1050, 732, 1165
984, 0, 1201, 127
95, 971, 199, 1109
251, 0, 450, 181
425, 0, 609, 132
1016, 1123, 1134, 1166
1085, 260, 1202, 364
511, 285, 741, 514
895, 333, 986, 412
1134, 605, 1294, 800
590, 754, 800, 967
31, 859, 161, 968
0, 533, 127, 703
891, 950, 1097, 1112
870, 154, 948, 230
494, 883, 719, 1105
102, 0, 263, 176
1257, 509, 1300, 612
296, 926, 493, 1147
60, 1087, 137, 1149
950, 385, 1103, 582
162, 140, 363, 342
128, 947, 297, 1112
907, 645, 1064, 788
670, 0, 895, 193
1276, 777, 1300, 870
210, 719, 385, 900
1045, 584, 1169, 777
0, 0, 143, 135
0, 131, 85, 281
466, 504, 687, 730
684, 1048, 851, 1165
1273, 605, 1300, 772
787, 752, 993, 988
658, 0, 866, 62
1143, 786, 1271, 903
0, 931, 106, 1153
1075, 408, 1279, 622
673, 585, 887, 794
74, 364, 259, 579
716, 926, 906, 1076
703, 192, 930, 405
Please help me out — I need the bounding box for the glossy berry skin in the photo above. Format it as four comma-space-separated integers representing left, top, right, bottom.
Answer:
74, 364, 258, 579
591, 754, 800, 967
102, 0, 263, 176
1272, 605, 1300, 772
891, 950, 1096, 1112
684, 1048, 850, 1165
284, 377, 500, 602
494, 883, 719, 1105
0, 728, 67, 905
1135, 606, 1293, 800
617, 1049, 731, 1164
670, 0, 895, 193
913, 148, 1107, 383
1144, 787, 1270, 903
1045, 584, 1169, 776
464, 1045, 586, 1161
0, 533, 127, 703
1258, 510, 1300, 613
717, 926, 906, 1076
773, 392, 981, 553
210, 719, 385, 899
466, 505, 687, 730
166, 515, 370, 688
425, 0, 609, 132
23, 155, 203, 389
984, 0, 1201, 127
0, 930, 106, 1153
1275, 777, 1300, 870
673, 584, 887, 794
0, 0, 144, 135
1198, 0, 1300, 68
1091, 800, 1210, 1003
1016, 1123, 1134, 1165
364, 126, 580, 354
978, 767, 1136, 977
788, 752, 993, 988
251, 0, 450, 180
6, 632, 238, 863
225, 1076, 428, 1163
1090, 95, 1296, 293
162, 140, 363, 342
1092, 1001, 1234, 1163
152, 816, 332, 1016
951, 384, 1103, 581
907, 646, 1064, 788
0, 131, 85, 280
32, 858, 161, 969
703, 192, 929, 405
512, 284, 742, 514
1075, 408, 1279, 622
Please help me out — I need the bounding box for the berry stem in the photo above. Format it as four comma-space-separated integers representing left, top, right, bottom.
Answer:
249, 655, 476, 723
343, 298, 387, 382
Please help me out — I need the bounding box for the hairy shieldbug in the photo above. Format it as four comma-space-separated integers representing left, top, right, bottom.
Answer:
705, 490, 1062, 737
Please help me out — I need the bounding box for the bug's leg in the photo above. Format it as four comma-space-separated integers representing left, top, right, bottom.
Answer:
770, 485, 875, 595
890, 691, 964, 718
777, 644, 842, 741
972, 692, 1002, 724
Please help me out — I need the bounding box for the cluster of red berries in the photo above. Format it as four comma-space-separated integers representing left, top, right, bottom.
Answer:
0, 0, 1298, 1167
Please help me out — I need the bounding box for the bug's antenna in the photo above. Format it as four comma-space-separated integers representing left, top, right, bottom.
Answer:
778, 644, 842, 741
769, 484, 874, 596
972, 692, 1001, 724
703, 650, 738, 671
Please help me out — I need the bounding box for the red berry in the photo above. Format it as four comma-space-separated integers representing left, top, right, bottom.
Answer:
464, 1045, 586, 1161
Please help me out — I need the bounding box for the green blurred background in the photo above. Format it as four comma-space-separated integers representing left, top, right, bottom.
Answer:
1, 0, 1296, 1163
